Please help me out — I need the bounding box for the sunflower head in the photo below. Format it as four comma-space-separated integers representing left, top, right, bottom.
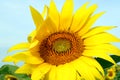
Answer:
39, 32, 84, 65
106, 66, 116, 80
3, 0, 120, 80
5, 75, 17, 80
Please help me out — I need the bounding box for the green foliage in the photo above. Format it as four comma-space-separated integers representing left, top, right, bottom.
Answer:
96, 55, 120, 69
115, 65, 120, 80
104, 65, 120, 80
0, 64, 31, 80
95, 58, 113, 69
96, 55, 120, 80
111, 55, 120, 63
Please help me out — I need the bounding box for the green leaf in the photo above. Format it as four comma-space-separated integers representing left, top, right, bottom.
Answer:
0, 64, 18, 74
95, 55, 120, 69
0, 74, 6, 80
0, 64, 31, 80
95, 58, 113, 69
110, 55, 120, 63
0, 65, 10, 74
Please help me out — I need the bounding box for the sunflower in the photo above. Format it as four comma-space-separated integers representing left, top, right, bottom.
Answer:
3, 0, 120, 80
5, 74, 17, 80
105, 66, 116, 80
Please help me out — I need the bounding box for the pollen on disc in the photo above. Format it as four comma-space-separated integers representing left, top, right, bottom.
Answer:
52, 39, 71, 53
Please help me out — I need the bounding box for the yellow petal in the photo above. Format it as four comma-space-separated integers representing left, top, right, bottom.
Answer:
3, 51, 43, 64
84, 32, 120, 45
30, 6, 43, 30
76, 73, 84, 80
26, 54, 44, 64
44, 65, 56, 80
27, 30, 36, 43
88, 65, 104, 80
3, 56, 14, 62
56, 63, 76, 80
3, 52, 28, 64
78, 12, 105, 36
29, 39, 40, 52
80, 56, 104, 76
49, 0, 59, 31
42, 5, 47, 18
15, 64, 37, 74
36, 17, 57, 41
8, 43, 29, 53
21, 51, 43, 64
76, 4, 98, 33
70, 2, 89, 32
83, 50, 116, 64
71, 58, 96, 80
82, 26, 116, 39
31, 63, 51, 80
60, 0, 73, 30
85, 43, 120, 56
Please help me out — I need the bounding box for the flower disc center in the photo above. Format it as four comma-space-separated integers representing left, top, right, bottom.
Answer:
39, 32, 84, 65
52, 39, 71, 53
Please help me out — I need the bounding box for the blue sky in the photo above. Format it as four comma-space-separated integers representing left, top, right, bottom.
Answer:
0, 0, 120, 66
